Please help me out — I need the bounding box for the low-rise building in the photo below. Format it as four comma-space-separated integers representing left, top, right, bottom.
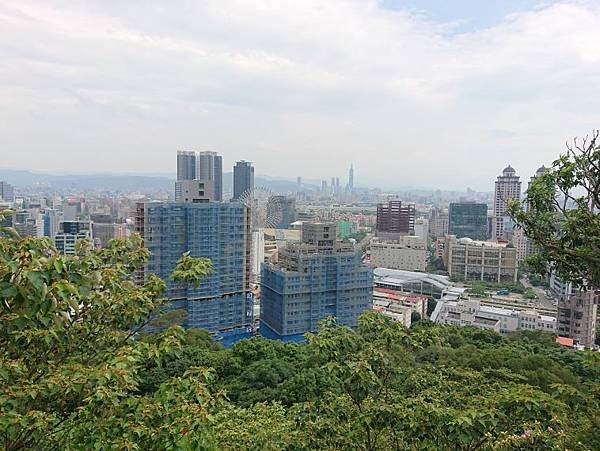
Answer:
431, 298, 556, 334
374, 267, 467, 300
373, 287, 428, 318
373, 299, 412, 328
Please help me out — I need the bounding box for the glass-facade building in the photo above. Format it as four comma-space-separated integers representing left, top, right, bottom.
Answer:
136, 201, 253, 345
448, 202, 488, 240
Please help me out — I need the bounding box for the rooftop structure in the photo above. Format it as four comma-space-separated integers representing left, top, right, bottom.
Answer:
373, 267, 466, 300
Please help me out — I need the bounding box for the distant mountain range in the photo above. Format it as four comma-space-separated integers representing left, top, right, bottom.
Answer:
0, 169, 317, 193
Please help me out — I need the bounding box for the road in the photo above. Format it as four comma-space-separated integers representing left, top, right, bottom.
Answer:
520, 276, 556, 309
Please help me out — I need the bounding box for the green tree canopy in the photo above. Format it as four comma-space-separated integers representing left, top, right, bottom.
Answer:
509, 131, 600, 286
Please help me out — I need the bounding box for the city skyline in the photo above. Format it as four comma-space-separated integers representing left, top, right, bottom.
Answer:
2, 1, 600, 190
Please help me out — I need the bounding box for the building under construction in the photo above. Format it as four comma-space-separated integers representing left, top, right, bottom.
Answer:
260, 222, 373, 341
135, 201, 253, 345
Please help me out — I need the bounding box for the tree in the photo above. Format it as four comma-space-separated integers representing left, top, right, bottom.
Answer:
509, 131, 600, 287
0, 211, 214, 450
411, 311, 422, 324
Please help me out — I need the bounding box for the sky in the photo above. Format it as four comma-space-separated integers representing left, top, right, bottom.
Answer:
1, 0, 599, 191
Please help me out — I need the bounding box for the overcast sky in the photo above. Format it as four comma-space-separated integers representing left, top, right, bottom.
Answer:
1, 0, 599, 190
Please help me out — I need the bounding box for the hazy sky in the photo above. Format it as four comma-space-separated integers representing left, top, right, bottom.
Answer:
1, 0, 599, 190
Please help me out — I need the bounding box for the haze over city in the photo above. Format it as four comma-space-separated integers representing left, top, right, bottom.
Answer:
2, 0, 600, 190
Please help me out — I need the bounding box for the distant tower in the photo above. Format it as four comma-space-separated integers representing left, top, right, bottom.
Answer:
297, 176, 302, 193
348, 164, 354, 191
493, 165, 521, 240
232, 161, 254, 201
176, 151, 196, 181
197, 151, 223, 201
331, 177, 335, 195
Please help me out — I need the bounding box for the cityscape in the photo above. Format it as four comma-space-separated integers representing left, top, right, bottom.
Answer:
1, 153, 596, 347
2, 1, 599, 449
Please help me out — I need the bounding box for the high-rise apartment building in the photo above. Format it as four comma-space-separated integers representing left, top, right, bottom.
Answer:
0, 181, 15, 202
176, 151, 196, 181
376, 200, 415, 238
443, 236, 518, 283
448, 202, 488, 240
233, 161, 254, 200
557, 289, 599, 348
493, 165, 521, 240
136, 201, 253, 345
260, 222, 373, 341
197, 151, 223, 201
429, 208, 448, 238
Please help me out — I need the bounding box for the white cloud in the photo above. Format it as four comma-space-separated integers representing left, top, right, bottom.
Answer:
0, 0, 599, 190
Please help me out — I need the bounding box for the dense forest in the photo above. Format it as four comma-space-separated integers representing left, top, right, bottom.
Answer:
1, 226, 598, 449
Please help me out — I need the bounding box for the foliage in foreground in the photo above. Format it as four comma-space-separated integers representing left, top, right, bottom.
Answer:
1, 216, 599, 450
509, 130, 600, 287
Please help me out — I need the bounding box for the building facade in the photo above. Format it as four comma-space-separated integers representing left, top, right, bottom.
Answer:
136, 201, 253, 345
448, 202, 488, 240
431, 298, 556, 334
370, 236, 427, 272
0, 181, 15, 202
493, 165, 521, 240
176, 151, 197, 181
444, 236, 518, 283
232, 160, 254, 200
197, 151, 223, 202
428, 208, 448, 238
376, 200, 415, 238
175, 180, 215, 203
557, 289, 598, 348
54, 220, 93, 254
260, 222, 373, 341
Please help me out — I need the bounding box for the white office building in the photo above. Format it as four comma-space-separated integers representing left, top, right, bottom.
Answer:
370, 236, 427, 272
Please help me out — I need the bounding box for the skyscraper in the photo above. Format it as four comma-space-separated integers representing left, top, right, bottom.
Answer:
176, 151, 196, 181
233, 160, 254, 200
296, 176, 302, 193
448, 202, 488, 240
197, 151, 223, 201
493, 165, 521, 240
0, 181, 15, 202
376, 200, 415, 238
135, 200, 253, 345
260, 222, 373, 341
321, 180, 328, 195
348, 164, 354, 191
